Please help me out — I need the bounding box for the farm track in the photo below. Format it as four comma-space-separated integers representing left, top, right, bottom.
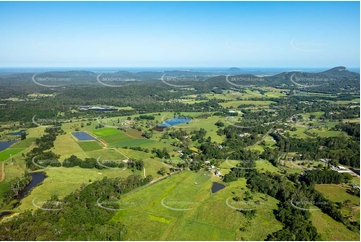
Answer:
124, 170, 183, 197
0, 162, 4, 182
0, 142, 35, 183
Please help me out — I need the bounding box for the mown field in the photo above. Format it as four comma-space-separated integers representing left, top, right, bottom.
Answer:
111, 170, 282, 241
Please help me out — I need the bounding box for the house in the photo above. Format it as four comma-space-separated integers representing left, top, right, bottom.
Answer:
239, 133, 250, 137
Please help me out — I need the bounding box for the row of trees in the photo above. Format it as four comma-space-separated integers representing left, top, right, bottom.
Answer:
301, 170, 353, 185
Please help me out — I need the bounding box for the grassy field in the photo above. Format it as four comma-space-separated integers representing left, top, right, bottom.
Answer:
0, 148, 26, 162
15, 167, 134, 212
315, 184, 360, 205
310, 209, 360, 241
108, 138, 155, 148
10, 138, 36, 149
219, 100, 275, 108
92, 129, 133, 144
111, 170, 282, 241
52, 134, 86, 159
86, 148, 127, 161
91, 128, 123, 137
77, 141, 103, 151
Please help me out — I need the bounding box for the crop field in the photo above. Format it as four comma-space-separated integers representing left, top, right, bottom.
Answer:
111, 170, 282, 241
0, 148, 26, 162
124, 129, 143, 139
91, 128, 123, 137
77, 141, 103, 151
52, 134, 85, 158
10, 138, 36, 149
108, 138, 155, 148
91, 128, 133, 144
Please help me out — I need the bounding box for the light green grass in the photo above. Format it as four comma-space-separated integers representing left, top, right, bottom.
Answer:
52, 134, 85, 157
86, 148, 127, 161
77, 141, 103, 151
10, 138, 36, 149
91, 128, 123, 137
0, 148, 25, 161
219, 100, 274, 108
111, 170, 282, 241
311, 209, 360, 241
108, 138, 155, 148
315, 185, 360, 205
15, 167, 134, 212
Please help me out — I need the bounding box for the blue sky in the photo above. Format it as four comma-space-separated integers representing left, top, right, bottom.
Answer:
0, 1, 359, 68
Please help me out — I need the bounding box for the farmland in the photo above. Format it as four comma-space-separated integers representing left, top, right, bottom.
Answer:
111, 170, 283, 241
0, 66, 359, 241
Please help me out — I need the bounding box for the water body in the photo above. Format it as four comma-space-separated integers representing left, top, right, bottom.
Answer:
0, 172, 46, 219
211, 182, 225, 193
0, 141, 18, 152
72, 132, 98, 141
158, 117, 191, 127
9, 130, 26, 136
0, 211, 12, 220
18, 172, 46, 199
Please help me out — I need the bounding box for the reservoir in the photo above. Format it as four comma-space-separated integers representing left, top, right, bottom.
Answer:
0, 211, 12, 220
18, 172, 46, 199
72, 132, 98, 141
0, 141, 18, 152
158, 117, 191, 127
0, 172, 45, 219
211, 182, 225, 193
9, 130, 26, 136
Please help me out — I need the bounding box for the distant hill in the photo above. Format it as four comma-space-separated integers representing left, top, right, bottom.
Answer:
320, 66, 359, 78
228, 67, 241, 72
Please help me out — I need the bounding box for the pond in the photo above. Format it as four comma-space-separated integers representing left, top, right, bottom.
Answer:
0, 211, 12, 220
0, 172, 46, 219
18, 172, 46, 199
158, 117, 191, 127
72, 132, 98, 141
9, 130, 26, 136
0, 141, 18, 152
211, 182, 225, 193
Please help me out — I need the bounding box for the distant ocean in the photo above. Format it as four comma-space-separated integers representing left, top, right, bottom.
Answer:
0, 67, 359, 75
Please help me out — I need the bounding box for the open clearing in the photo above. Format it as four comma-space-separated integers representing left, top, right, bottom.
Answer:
315, 184, 360, 206
0, 148, 26, 161
111, 170, 282, 240
15, 167, 134, 212
310, 208, 359, 241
